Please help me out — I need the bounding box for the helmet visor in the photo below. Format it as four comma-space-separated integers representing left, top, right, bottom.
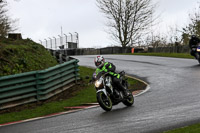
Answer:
95, 61, 101, 67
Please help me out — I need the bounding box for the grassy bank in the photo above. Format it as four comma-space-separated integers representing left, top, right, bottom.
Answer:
164, 123, 200, 133
0, 66, 144, 124
0, 37, 58, 76
123, 53, 193, 59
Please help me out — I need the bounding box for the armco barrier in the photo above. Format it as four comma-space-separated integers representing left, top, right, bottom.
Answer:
0, 59, 79, 110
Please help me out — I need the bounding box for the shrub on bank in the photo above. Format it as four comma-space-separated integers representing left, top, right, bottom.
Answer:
0, 37, 58, 76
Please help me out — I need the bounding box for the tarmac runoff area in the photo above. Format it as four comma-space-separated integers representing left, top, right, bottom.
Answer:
0, 75, 150, 127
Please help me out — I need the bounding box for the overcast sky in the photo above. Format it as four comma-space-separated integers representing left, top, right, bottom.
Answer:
6, 0, 200, 48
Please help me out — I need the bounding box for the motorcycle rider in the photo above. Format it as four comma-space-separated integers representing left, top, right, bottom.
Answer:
189, 35, 200, 59
94, 55, 129, 97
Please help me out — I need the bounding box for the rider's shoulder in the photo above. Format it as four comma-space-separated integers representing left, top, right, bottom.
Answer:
106, 62, 113, 64
105, 62, 113, 66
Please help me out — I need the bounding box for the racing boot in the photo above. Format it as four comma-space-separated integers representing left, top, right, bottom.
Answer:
113, 76, 130, 97
124, 87, 131, 97
119, 84, 130, 97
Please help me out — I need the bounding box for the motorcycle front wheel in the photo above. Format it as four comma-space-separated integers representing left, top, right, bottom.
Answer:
97, 92, 112, 111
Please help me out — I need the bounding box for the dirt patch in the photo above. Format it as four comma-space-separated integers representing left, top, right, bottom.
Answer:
129, 80, 147, 92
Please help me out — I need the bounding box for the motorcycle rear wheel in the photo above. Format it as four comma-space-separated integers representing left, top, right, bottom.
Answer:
122, 92, 134, 106
122, 81, 134, 106
97, 92, 112, 111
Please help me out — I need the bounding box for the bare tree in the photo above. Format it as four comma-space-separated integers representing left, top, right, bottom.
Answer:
0, 0, 17, 37
96, 0, 157, 47
182, 3, 200, 45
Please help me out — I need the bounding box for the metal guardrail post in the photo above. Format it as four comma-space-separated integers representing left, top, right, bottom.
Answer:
35, 71, 40, 101
59, 53, 63, 63
74, 59, 79, 84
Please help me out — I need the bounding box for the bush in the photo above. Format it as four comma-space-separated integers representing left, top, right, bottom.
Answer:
0, 38, 58, 76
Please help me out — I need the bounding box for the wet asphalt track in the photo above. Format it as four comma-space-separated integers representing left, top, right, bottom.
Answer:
0, 55, 200, 133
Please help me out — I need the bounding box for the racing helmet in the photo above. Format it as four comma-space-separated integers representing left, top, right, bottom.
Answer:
94, 55, 105, 68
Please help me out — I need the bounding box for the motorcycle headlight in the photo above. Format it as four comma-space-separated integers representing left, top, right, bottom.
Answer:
95, 79, 103, 88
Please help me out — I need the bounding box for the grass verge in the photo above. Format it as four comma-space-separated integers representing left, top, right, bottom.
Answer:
0, 66, 145, 124
123, 53, 194, 59
164, 123, 200, 133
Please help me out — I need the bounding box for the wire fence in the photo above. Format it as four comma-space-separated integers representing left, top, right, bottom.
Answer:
39, 33, 79, 50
